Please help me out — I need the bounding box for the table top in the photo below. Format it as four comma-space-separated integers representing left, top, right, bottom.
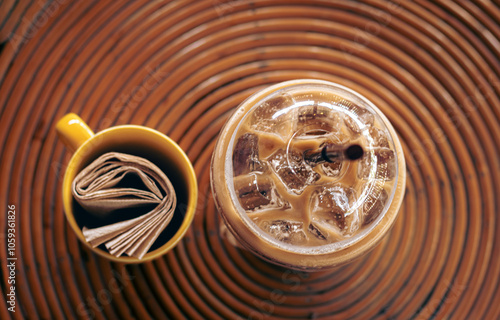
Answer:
0, 1, 499, 319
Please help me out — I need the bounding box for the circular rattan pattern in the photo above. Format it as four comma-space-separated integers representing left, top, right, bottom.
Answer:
0, 1, 499, 319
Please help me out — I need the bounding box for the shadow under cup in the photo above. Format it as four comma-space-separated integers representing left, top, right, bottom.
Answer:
62, 126, 197, 263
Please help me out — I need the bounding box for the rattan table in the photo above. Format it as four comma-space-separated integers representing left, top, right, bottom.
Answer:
1, 1, 499, 319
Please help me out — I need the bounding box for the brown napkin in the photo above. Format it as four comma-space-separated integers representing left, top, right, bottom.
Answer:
72, 152, 176, 259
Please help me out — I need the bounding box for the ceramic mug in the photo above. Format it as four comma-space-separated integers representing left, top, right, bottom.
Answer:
56, 113, 197, 263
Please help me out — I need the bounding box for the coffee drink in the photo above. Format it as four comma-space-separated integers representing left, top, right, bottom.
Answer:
211, 80, 406, 270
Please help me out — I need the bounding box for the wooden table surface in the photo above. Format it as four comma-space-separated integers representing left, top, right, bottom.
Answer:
1, 1, 499, 319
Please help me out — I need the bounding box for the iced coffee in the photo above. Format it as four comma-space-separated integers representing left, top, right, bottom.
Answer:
211, 80, 406, 270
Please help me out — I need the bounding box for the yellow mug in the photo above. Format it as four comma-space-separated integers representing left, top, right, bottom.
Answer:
55, 113, 198, 263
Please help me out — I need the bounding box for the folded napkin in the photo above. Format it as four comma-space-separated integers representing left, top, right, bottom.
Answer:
72, 152, 176, 259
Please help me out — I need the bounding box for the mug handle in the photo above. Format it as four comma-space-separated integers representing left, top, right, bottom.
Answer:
56, 113, 94, 152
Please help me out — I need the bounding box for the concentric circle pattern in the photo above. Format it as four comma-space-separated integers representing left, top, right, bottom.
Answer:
1, 1, 499, 319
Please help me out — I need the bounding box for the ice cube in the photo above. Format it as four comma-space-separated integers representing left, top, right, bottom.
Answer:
368, 127, 390, 148
310, 185, 360, 236
268, 149, 320, 195
308, 223, 327, 241
259, 220, 307, 245
296, 105, 340, 136
233, 133, 265, 176
329, 128, 351, 146
234, 173, 287, 211
357, 148, 396, 180
344, 104, 375, 136
249, 93, 295, 139
362, 186, 388, 226
321, 160, 342, 177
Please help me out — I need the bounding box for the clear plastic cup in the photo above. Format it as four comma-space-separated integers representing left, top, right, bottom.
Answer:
211, 79, 406, 270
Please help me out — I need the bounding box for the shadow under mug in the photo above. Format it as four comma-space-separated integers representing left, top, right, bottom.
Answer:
56, 113, 198, 263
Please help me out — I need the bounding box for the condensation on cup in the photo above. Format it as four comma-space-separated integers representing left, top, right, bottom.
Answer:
211, 79, 406, 271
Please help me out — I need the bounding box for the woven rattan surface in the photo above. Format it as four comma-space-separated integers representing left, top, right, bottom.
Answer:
0, 1, 499, 319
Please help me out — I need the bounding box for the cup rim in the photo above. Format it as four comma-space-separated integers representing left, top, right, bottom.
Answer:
62, 125, 198, 263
